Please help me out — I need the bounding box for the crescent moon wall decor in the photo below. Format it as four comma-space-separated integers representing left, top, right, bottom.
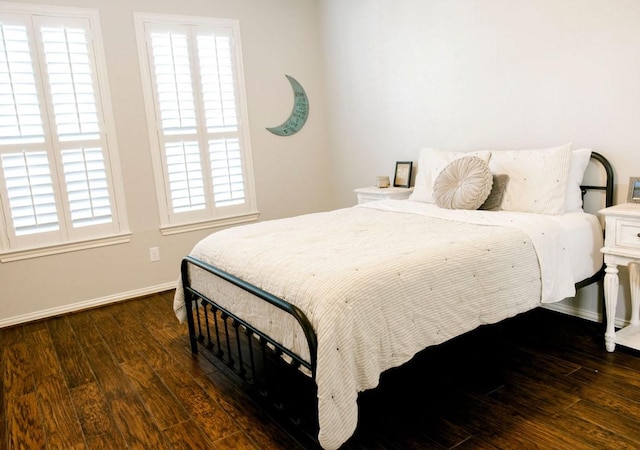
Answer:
266, 75, 309, 136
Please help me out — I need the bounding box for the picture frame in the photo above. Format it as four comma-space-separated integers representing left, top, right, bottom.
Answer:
628, 177, 640, 203
393, 161, 413, 188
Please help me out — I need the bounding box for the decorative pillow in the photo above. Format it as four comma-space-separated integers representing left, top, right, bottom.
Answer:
479, 174, 509, 210
433, 156, 493, 210
488, 143, 573, 215
564, 148, 592, 212
409, 148, 492, 203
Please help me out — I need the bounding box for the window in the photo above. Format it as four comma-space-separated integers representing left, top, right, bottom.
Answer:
0, 3, 129, 260
135, 13, 258, 234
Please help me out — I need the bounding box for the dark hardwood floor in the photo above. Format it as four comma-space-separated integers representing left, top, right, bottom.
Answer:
2, 290, 640, 449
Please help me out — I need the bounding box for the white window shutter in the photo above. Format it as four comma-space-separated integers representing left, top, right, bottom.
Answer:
150, 31, 197, 135
0, 23, 44, 143
197, 33, 238, 133
0, 8, 128, 255
139, 16, 257, 230
40, 25, 100, 141
1, 150, 59, 236
209, 138, 244, 207
60, 147, 112, 227
165, 140, 205, 212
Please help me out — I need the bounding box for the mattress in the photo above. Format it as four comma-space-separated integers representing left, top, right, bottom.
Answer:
173, 200, 603, 449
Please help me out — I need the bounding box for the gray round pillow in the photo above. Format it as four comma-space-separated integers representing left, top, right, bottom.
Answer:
433, 156, 493, 210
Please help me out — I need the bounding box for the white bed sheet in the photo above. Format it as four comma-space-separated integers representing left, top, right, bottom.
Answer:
362, 200, 604, 301
173, 201, 602, 449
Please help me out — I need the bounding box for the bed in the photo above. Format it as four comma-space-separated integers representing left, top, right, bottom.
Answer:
174, 145, 613, 450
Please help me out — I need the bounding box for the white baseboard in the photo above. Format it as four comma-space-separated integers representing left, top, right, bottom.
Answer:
0, 281, 177, 329
542, 301, 629, 329
4, 285, 629, 334
542, 302, 602, 323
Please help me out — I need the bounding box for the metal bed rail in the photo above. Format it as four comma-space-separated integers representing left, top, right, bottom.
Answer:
180, 254, 319, 432
575, 151, 614, 289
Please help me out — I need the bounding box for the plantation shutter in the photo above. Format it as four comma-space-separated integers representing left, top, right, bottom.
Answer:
139, 17, 256, 230
0, 21, 57, 239
149, 29, 205, 214
1, 150, 58, 236
196, 33, 245, 207
40, 22, 113, 229
0, 9, 127, 254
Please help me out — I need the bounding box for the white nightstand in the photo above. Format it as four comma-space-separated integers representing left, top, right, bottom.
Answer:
354, 186, 414, 204
600, 203, 640, 352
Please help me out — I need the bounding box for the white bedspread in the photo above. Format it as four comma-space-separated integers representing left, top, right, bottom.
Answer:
173, 201, 601, 449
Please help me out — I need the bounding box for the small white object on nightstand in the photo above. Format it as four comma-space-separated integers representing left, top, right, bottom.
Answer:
600, 203, 640, 352
354, 186, 413, 204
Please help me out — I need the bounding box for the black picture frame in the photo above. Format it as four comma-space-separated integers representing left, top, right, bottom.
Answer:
393, 161, 413, 188
628, 177, 640, 203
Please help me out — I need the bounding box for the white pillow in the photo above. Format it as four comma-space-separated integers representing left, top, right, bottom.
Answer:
488, 143, 573, 215
564, 148, 592, 212
433, 156, 493, 210
409, 148, 491, 203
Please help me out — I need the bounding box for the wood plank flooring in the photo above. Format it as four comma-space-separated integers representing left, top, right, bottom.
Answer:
2, 290, 640, 449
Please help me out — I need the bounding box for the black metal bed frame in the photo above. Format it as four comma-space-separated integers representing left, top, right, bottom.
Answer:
180, 151, 614, 439
181, 255, 320, 434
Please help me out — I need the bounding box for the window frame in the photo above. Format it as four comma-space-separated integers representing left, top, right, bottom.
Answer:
134, 12, 258, 235
0, 2, 130, 262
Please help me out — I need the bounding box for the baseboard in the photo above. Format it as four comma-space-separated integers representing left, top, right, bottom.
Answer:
542, 302, 601, 323
4, 285, 629, 334
0, 281, 177, 329
542, 301, 629, 329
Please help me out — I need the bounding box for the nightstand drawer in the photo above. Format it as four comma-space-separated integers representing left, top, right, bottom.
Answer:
354, 186, 413, 205
358, 194, 385, 204
615, 220, 640, 250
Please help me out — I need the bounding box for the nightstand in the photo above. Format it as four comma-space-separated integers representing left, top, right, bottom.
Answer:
600, 203, 640, 352
354, 186, 414, 204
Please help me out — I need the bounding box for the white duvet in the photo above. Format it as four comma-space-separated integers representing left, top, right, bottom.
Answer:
173, 200, 602, 449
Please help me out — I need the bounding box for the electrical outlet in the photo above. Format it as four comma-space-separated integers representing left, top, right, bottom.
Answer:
149, 246, 160, 262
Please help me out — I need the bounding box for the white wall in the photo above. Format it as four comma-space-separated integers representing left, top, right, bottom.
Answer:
319, 0, 640, 324
0, 0, 332, 325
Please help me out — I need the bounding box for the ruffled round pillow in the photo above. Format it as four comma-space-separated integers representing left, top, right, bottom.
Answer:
433, 156, 493, 210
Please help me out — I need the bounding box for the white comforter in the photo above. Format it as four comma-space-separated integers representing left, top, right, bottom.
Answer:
173, 200, 602, 449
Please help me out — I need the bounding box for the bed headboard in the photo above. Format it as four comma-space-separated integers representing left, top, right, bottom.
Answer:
581, 151, 614, 212
575, 151, 614, 288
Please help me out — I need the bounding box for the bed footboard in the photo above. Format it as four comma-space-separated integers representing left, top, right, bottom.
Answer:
180, 255, 319, 431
